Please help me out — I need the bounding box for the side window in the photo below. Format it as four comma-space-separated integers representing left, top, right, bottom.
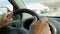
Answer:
0, 0, 10, 5
0, 0, 13, 11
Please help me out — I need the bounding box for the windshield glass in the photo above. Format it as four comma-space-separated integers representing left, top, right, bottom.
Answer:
22, 0, 60, 17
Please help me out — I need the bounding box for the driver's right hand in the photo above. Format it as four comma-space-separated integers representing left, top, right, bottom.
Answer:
29, 16, 51, 34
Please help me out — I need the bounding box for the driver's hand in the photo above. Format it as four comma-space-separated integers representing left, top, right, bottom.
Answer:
0, 12, 13, 28
29, 16, 51, 34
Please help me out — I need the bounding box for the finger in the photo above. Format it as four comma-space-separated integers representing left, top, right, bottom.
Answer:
1, 13, 8, 20
38, 17, 48, 24
32, 16, 37, 24
41, 23, 51, 34
43, 23, 51, 34
5, 12, 13, 22
43, 17, 48, 22
44, 23, 50, 30
7, 12, 13, 19
2, 12, 13, 21
2, 12, 11, 19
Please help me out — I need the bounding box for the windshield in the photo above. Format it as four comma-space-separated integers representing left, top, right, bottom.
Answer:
22, 0, 60, 17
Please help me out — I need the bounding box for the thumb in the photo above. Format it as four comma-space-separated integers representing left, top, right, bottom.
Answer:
32, 16, 37, 24
6, 12, 13, 19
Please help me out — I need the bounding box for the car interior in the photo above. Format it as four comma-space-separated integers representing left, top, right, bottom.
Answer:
0, 0, 60, 34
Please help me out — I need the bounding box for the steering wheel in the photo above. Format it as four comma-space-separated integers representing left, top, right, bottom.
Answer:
0, 9, 57, 34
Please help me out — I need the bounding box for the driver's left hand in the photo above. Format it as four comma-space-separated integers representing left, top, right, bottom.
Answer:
0, 12, 13, 28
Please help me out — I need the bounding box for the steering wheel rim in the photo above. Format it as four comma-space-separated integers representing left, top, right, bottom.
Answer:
8, 9, 57, 34
8, 9, 40, 29
13, 9, 40, 20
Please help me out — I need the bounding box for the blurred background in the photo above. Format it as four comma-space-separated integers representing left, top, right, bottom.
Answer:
0, 0, 60, 17
0, 0, 13, 11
